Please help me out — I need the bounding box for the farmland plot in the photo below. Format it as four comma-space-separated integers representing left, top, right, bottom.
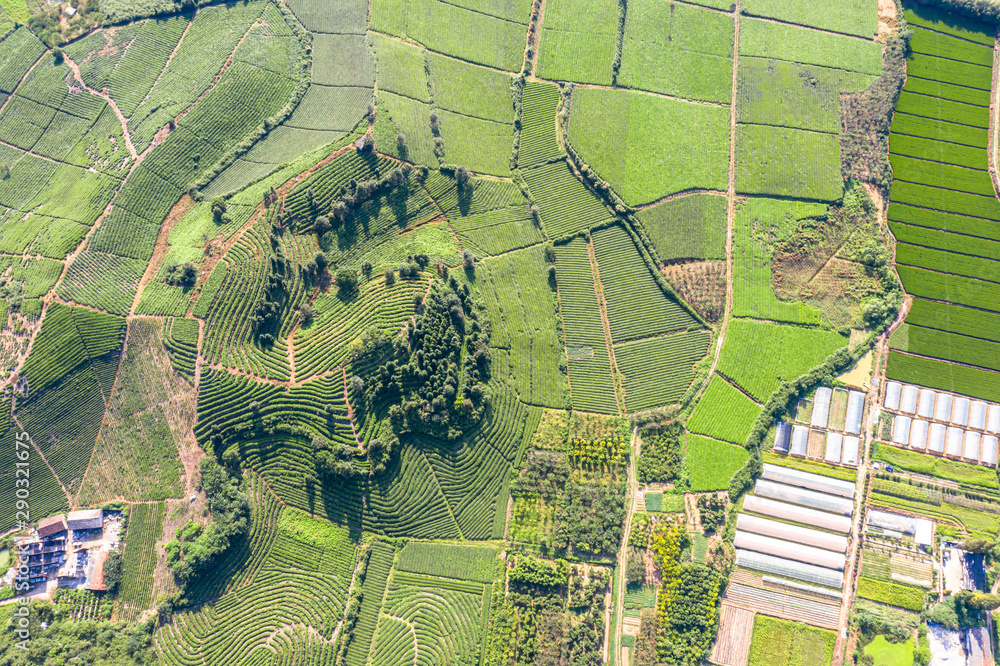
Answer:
687, 375, 761, 444
615, 331, 711, 412
637, 192, 727, 262
535, 0, 616, 84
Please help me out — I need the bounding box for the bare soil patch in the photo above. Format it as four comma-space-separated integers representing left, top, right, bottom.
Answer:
660, 260, 725, 323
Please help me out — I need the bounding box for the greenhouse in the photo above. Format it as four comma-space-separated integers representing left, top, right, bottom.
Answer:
970, 401, 988, 430
917, 389, 936, 419
947, 427, 964, 457
900, 384, 919, 414
980, 436, 998, 466
964, 431, 981, 461
842, 436, 860, 467
790, 425, 809, 457
811, 387, 832, 429
892, 415, 911, 445
737, 514, 848, 553
774, 422, 792, 453
824, 432, 842, 464
884, 381, 902, 411
914, 519, 933, 547
761, 464, 855, 498
754, 480, 854, 516
761, 576, 843, 600
953, 397, 970, 426
909, 419, 928, 450
988, 405, 1000, 434
742, 495, 853, 533
868, 509, 915, 535
935, 392, 953, 422
845, 391, 865, 435
734, 531, 846, 571
735, 549, 844, 589
929, 423, 947, 453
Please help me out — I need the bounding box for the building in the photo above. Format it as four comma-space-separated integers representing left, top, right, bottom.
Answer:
67, 509, 103, 531
84, 550, 108, 592
37, 515, 67, 538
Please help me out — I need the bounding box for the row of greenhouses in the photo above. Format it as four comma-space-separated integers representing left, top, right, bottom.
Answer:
885, 382, 1000, 432
891, 415, 999, 466
773, 424, 860, 467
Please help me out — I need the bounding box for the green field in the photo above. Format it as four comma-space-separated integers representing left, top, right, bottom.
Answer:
687, 375, 761, 445
748, 616, 836, 666
637, 192, 727, 262
535, 0, 616, 84
686, 434, 750, 492
857, 577, 924, 611
863, 635, 913, 666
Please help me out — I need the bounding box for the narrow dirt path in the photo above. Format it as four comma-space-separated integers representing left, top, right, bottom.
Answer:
13, 414, 72, 506
611, 426, 638, 663
587, 238, 625, 415
0, 50, 46, 118
129, 195, 197, 315
64, 55, 138, 160
706, 2, 742, 384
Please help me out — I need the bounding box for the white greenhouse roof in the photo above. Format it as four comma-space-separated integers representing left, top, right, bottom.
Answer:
914, 518, 933, 547
735, 549, 844, 589
988, 405, 1000, 434
934, 392, 953, 422
892, 415, 911, 445
909, 419, 928, 450
754, 480, 854, 516
970, 401, 988, 430
981, 435, 999, 466
842, 436, 860, 467
734, 531, 846, 571
742, 495, 852, 533
790, 425, 809, 457
737, 514, 848, 553
761, 575, 843, 600
824, 432, 843, 463
761, 463, 855, 498
845, 391, 865, 435
884, 381, 902, 411
917, 388, 935, 419
928, 423, 946, 453
868, 509, 915, 535
953, 396, 970, 426
964, 431, 981, 461
811, 387, 832, 429
947, 427, 964, 457
900, 385, 919, 414
774, 422, 792, 453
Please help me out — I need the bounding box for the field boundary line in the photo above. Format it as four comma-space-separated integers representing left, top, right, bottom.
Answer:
586, 237, 625, 415
568, 82, 729, 109
0, 48, 47, 118
134, 12, 195, 112
987, 30, 1000, 200
129, 194, 197, 316
741, 12, 881, 44
712, 371, 763, 406
634, 188, 728, 211
12, 414, 72, 506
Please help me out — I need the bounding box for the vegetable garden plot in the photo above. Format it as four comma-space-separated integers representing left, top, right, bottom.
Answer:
310, 34, 375, 87
906, 53, 992, 91
908, 25, 994, 67
732, 198, 828, 325
438, 110, 515, 177
0, 27, 45, 94
891, 155, 994, 197
892, 324, 1000, 374
535, 0, 616, 85
890, 112, 988, 148
0, 429, 68, 533
0, 95, 56, 150
637, 192, 727, 262
904, 76, 991, 107
568, 86, 729, 206
895, 91, 989, 129
618, 0, 734, 104
615, 331, 710, 411
747, 616, 837, 666
738, 57, 875, 133
593, 224, 699, 341
57, 251, 146, 316
735, 124, 843, 201
287, 0, 367, 32
718, 319, 847, 402
742, 0, 877, 38
896, 242, 1000, 284
687, 375, 761, 444
890, 182, 1000, 221
906, 297, 1000, 344
896, 265, 1000, 314
0, 215, 88, 260
477, 247, 567, 407
903, 5, 995, 45
739, 18, 883, 75
688, 434, 751, 491
374, 90, 438, 167
397, 542, 496, 582
449, 203, 542, 256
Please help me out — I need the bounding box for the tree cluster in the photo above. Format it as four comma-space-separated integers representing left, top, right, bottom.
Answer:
637, 424, 685, 484
511, 449, 570, 499
164, 262, 197, 287
697, 495, 726, 533
509, 555, 569, 588
164, 458, 249, 589
102, 550, 123, 593
366, 278, 491, 441
311, 165, 413, 235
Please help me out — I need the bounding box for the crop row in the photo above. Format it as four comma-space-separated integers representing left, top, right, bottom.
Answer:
896, 242, 1000, 284
906, 53, 991, 92
118, 502, 166, 622
887, 203, 1000, 243
897, 265, 999, 314
615, 331, 710, 413
687, 375, 761, 445
687, 434, 751, 492
888, 133, 987, 171
0, 428, 68, 533
0, 28, 46, 94
397, 541, 496, 584
518, 80, 562, 168
57, 251, 146, 315
895, 91, 989, 129
163, 317, 199, 379
890, 111, 988, 149
895, 323, 1000, 374
593, 224, 698, 342
344, 542, 395, 666
284, 151, 393, 228
887, 351, 1000, 404
906, 298, 1000, 345
891, 154, 994, 197
890, 182, 1000, 221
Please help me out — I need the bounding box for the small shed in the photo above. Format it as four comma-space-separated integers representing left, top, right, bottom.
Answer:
884, 381, 902, 411
934, 393, 953, 422
914, 518, 934, 548
67, 509, 103, 531
841, 436, 860, 467
917, 389, 936, 419
64, 5, 77, 16
37, 515, 67, 538
969, 401, 987, 430
952, 396, 970, 426
946, 427, 964, 457
900, 385, 919, 414
928, 423, 947, 453
773, 421, 792, 454
892, 415, 911, 445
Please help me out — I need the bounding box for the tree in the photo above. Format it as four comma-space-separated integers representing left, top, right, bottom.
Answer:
384, 267, 395, 285
455, 165, 471, 188
626, 549, 646, 585
211, 197, 227, 222
164, 261, 198, 287
362, 134, 375, 151
350, 376, 364, 393
0, 164, 8, 180
463, 249, 476, 268
396, 132, 407, 151
336, 268, 358, 293
298, 304, 313, 324
103, 550, 123, 592
314, 215, 331, 234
